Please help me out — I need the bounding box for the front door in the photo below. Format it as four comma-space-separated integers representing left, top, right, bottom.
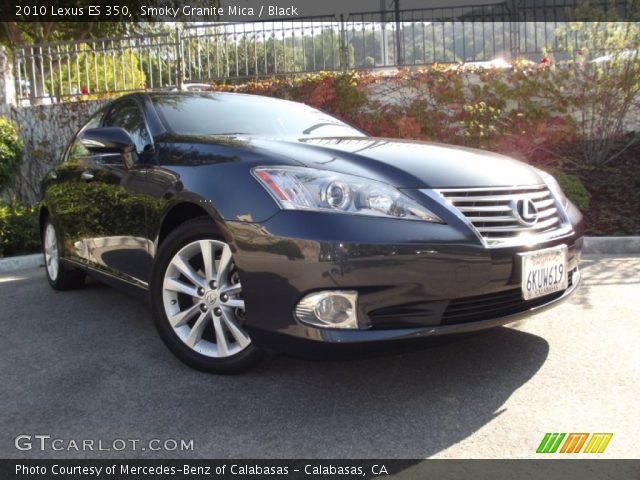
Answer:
80, 98, 155, 284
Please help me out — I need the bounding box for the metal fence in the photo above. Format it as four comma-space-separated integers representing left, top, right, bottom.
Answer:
12, 0, 633, 104
15, 33, 178, 103
180, 16, 343, 82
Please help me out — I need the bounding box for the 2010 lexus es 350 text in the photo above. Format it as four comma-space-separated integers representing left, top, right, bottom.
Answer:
40, 92, 584, 373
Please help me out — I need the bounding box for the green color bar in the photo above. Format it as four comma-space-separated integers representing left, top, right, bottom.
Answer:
542, 434, 558, 453
539, 433, 567, 453
549, 433, 566, 453
537, 433, 551, 453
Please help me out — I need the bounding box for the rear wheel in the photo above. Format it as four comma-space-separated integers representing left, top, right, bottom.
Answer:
150, 217, 264, 373
42, 219, 85, 290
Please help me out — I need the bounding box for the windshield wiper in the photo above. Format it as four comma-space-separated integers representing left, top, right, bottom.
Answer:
302, 122, 344, 135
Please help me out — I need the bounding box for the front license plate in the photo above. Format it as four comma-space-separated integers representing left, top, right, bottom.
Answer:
520, 245, 568, 300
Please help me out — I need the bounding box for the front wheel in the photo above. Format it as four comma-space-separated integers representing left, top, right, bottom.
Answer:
150, 217, 264, 373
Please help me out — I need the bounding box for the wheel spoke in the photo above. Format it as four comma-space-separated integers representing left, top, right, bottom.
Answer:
224, 298, 245, 310
219, 283, 242, 295
168, 302, 201, 328
216, 244, 233, 284
212, 316, 229, 356
171, 255, 205, 288
164, 277, 199, 298
164, 238, 252, 358
200, 240, 215, 282
185, 311, 209, 348
221, 310, 250, 348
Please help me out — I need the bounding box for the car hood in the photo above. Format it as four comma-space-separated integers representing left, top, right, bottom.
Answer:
245, 135, 544, 188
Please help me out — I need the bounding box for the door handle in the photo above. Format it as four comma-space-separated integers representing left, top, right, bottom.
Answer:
81, 171, 95, 181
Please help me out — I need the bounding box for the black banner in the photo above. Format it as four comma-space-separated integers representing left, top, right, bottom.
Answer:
2, 459, 639, 480
0, 0, 636, 22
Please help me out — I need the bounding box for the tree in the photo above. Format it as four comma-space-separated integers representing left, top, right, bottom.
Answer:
1, 22, 130, 104
0, 2, 219, 103
548, 20, 640, 165
46, 45, 146, 99
179, 26, 348, 81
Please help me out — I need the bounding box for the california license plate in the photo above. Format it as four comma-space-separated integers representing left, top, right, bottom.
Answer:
520, 245, 568, 300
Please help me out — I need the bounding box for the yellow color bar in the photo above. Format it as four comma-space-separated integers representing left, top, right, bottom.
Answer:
597, 434, 613, 453
584, 433, 613, 453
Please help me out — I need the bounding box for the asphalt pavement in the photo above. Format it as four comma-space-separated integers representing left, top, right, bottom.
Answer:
1, 255, 638, 459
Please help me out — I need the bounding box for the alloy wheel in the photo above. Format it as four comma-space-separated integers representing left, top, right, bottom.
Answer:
162, 239, 251, 358
44, 223, 59, 281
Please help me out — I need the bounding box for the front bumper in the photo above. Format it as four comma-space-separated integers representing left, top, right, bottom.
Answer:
227, 201, 584, 353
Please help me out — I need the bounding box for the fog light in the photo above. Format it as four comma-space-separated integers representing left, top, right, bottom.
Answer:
295, 291, 359, 329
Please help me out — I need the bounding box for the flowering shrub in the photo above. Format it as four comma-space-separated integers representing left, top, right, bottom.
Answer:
214, 71, 371, 124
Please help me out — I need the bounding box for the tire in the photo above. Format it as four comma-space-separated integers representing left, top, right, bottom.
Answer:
150, 217, 265, 374
42, 219, 86, 290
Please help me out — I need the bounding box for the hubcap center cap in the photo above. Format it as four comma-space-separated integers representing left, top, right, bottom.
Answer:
204, 290, 218, 306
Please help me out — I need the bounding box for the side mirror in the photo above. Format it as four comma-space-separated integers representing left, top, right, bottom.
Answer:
79, 127, 136, 154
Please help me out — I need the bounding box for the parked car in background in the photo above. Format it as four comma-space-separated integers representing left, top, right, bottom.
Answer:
17, 80, 55, 106
170, 83, 213, 92
591, 49, 638, 64
449, 57, 536, 70
40, 92, 584, 373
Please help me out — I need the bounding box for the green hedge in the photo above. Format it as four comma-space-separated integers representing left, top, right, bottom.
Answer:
548, 168, 591, 212
0, 201, 40, 257
0, 117, 24, 192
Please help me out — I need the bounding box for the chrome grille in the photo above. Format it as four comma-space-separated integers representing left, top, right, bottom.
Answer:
436, 185, 571, 247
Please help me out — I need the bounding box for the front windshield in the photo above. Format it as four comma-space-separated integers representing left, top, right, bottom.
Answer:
152, 93, 363, 137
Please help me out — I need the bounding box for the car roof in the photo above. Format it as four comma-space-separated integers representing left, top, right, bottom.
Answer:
143, 91, 270, 101
138, 90, 318, 112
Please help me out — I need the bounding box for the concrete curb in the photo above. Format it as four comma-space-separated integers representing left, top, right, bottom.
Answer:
583, 236, 640, 255
0, 237, 639, 274
0, 253, 42, 274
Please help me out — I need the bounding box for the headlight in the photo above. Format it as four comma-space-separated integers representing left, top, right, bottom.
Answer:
253, 166, 443, 222
537, 169, 569, 209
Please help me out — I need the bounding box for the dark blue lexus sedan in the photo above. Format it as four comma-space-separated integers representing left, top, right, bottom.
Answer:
40, 92, 583, 373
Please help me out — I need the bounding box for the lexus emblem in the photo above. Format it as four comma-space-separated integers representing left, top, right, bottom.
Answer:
512, 198, 539, 226
204, 291, 218, 305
